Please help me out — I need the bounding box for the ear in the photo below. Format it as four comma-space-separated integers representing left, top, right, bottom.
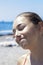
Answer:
38, 22, 43, 35
38, 22, 43, 30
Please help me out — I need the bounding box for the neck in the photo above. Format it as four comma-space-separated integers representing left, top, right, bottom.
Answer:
29, 33, 43, 62
31, 39, 43, 62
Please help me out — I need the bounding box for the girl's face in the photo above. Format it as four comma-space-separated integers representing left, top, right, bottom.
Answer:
13, 16, 39, 49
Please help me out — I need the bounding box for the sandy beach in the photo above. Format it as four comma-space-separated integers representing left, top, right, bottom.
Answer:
0, 46, 29, 65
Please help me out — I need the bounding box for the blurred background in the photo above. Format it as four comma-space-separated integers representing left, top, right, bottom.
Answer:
0, 0, 43, 65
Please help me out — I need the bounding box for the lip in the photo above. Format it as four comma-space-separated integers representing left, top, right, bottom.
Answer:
15, 37, 22, 43
19, 38, 26, 44
16, 38, 25, 44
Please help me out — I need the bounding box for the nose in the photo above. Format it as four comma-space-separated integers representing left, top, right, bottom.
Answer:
13, 30, 21, 38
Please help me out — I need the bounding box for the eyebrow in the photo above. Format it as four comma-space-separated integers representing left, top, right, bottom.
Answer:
17, 23, 26, 28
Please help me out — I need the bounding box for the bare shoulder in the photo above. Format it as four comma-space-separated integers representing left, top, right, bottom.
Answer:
17, 53, 30, 65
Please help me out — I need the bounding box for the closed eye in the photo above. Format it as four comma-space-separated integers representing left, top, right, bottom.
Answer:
17, 24, 26, 31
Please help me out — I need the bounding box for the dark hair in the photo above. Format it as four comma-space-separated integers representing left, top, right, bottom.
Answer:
17, 12, 43, 25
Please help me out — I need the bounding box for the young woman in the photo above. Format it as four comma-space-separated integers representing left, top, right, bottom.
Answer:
13, 12, 43, 65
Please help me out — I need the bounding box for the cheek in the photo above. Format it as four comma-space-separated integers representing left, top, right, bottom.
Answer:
24, 27, 36, 41
23, 27, 34, 37
20, 26, 36, 39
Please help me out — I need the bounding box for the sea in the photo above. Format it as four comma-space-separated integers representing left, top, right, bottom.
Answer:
0, 21, 13, 35
0, 21, 13, 31
0, 21, 16, 46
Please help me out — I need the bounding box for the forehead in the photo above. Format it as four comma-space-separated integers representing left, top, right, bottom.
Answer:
13, 16, 30, 28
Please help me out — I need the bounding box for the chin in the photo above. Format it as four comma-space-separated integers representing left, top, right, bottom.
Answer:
22, 46, 29, 50
20, 43, 28, 49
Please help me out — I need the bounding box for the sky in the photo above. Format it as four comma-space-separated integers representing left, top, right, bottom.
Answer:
0, 0, 43, 21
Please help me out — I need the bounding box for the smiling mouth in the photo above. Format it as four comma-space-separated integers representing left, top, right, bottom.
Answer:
16, 38, 26, 45
19, 38, 26, 44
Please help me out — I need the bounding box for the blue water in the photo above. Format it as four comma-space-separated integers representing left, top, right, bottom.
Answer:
0, 21, 13, 35
0, 21, 13, 31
